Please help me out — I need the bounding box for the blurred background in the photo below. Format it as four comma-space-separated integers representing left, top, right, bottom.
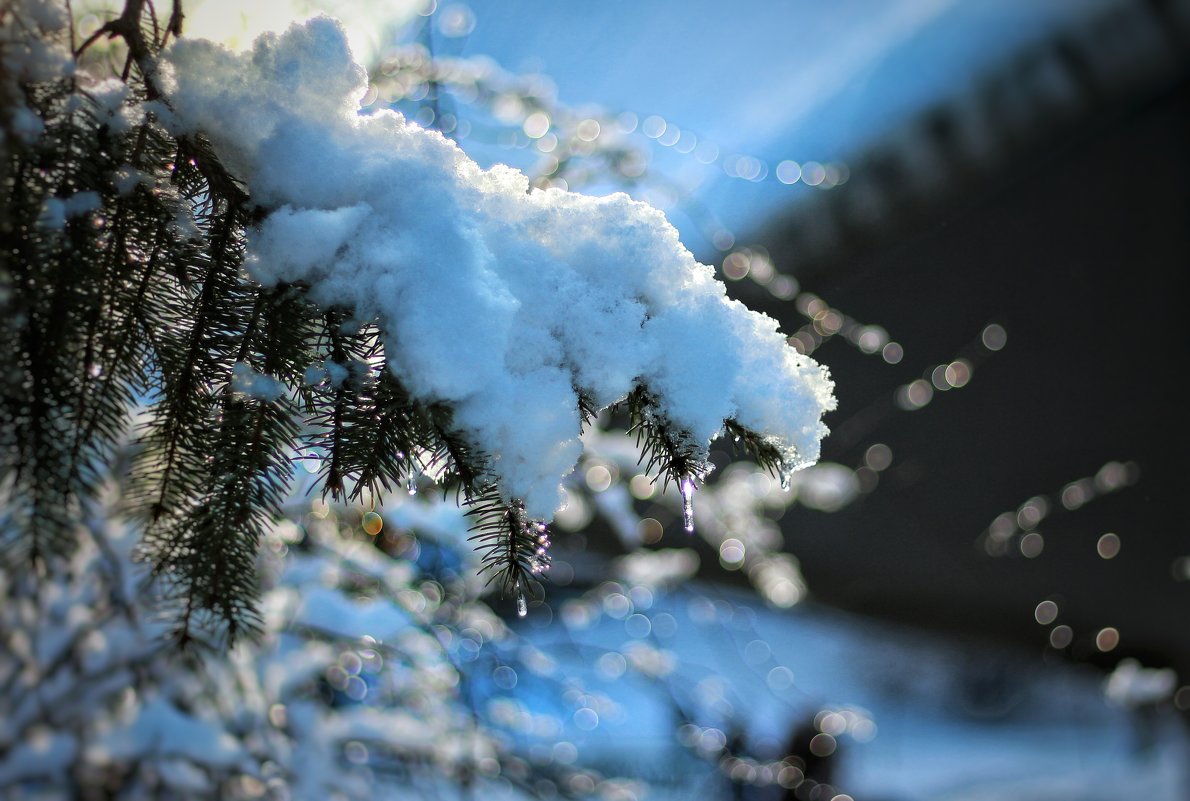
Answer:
47, 0, 1190, 798
328, 0, 1190, 796
367, 0, 1190, 796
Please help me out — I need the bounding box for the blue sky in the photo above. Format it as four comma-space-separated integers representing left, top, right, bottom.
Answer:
451, 0, 1120, 254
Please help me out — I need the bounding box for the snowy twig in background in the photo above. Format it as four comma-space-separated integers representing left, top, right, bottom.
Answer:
0, 482, 629, 799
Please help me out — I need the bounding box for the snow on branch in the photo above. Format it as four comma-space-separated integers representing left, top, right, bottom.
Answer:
156, 17, 836, 519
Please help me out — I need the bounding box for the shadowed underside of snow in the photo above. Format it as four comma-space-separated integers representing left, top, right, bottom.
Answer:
158, 17, 835, 517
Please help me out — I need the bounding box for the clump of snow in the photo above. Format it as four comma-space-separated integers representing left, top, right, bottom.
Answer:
231, 361, 286, 401
786, 462, 861, 512
88, 696, 244, 768
159, 17, 835, 517
616, 548, 700, 588
1103, 658, 1177, 707
291, 585, 409, 640
37, 191, 102, 230
0, 729, 78, 785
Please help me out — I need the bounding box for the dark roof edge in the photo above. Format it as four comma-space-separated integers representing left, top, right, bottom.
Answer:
745, 0, 1190, 284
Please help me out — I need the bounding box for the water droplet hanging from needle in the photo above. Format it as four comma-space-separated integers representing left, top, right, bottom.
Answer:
680, 476, 695, 533
515, 578, 528, 617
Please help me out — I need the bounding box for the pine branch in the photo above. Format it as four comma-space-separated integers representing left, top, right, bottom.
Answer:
422, 401, 493, 503
2, 0, 830, 642
576, 388, 600, 431
465, 490, 550, 615
130, 203, 244, 524
722, 418, 790, 479
0, 72, 156, 560
343, 364, 430, 503
623, 386, 710, 493
306, 311, 376, 501
144, 282, 313, 644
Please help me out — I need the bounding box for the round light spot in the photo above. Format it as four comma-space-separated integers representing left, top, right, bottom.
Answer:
341, 652, 362, 675
699, 727, 727, 753
712, 229, 736, 251
851, 719, 877, 742
743, 639, 771, 666
641, 115, 667, 138
765, 577, 802, 608
629, 474, 656, 500
945, 359, 972, 388
808, 733, 836, 757
719, 538, 746, 569
856, 326, 888, 354
602, 592, 631, 620
573, 707, 599, 731
438, 3, 476, 36
770, 275, 799, 300
1061, 480, 1092, 510
766, 666, 794, 690
722, 251, 751, 280
344, 740, 369, 763
576, 118, 601, 142
553, 741, 578, 764
1017, 496, 1049, 529
1097, 533, 1121, 559
652, 612, 677, 638
584, 464, 612, 492
1096, 627, 1120, 652
776, 160, 802, 184
523, 111, 550, 139
895, 379, 933, 410
982, 323, 1007, 351
637, 517, 663, 544
818, 712, 847, 736
657, 124, 681, 147
778, 766, 804, 788
361, 511, 383, 536
675, 131, 698, 153
492, 665, 518, 689
930, 364, 950, 391
1034, 600, 1058, 625
802, 161, 825, 186
1020, 531, 1044, 558
864, 443, 893, 472
344, 675, 367, 701
597, 651, 626, 679
629, 585, 654, 610
695, 140, 720, 164
625, 613, 652, 639
1050, 625, 1073, 649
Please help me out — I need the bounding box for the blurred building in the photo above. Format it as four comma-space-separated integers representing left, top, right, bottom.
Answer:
729, 0, 1190, 680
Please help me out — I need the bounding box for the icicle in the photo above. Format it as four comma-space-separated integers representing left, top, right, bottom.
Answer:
515, 578, 528, 618
680, 476, 696, 533
406, 476, 417, 496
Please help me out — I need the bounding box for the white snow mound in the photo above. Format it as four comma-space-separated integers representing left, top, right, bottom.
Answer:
159, 17, 835, 517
